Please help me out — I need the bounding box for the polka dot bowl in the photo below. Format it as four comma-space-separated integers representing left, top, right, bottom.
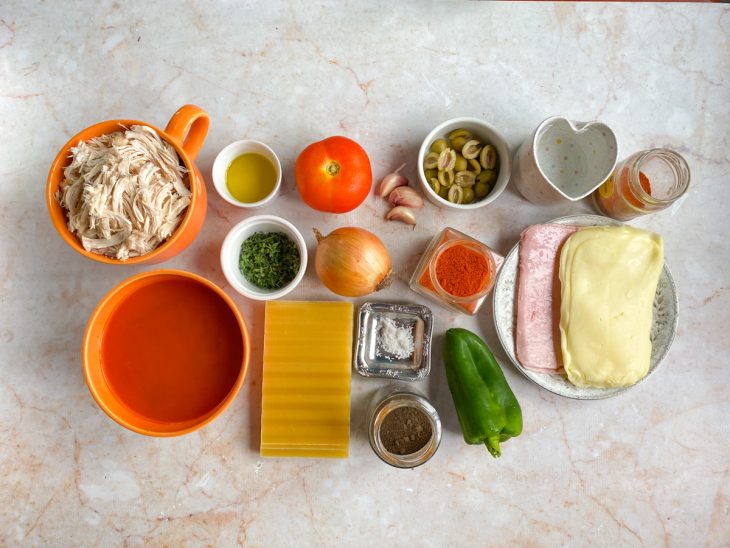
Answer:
513, 116, 618, 206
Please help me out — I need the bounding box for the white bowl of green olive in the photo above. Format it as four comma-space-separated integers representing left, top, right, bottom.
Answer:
418, 117, 511, 210
221, 215, 308, 301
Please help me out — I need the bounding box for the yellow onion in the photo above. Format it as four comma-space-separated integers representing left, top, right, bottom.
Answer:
313, 227, 392, 297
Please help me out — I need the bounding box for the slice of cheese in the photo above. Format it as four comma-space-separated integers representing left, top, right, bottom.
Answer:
261, 301, 353, 458
559, 226, 663, 388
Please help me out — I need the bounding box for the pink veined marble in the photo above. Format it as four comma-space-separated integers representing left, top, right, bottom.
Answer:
515, 224, 579, 373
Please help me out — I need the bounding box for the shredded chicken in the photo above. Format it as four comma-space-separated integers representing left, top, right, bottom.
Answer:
56, 125, 190, 260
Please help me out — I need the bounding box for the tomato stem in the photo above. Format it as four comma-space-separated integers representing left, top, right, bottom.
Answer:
326, 161, 341, 177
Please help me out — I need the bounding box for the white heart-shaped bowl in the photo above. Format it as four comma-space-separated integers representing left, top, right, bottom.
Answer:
533, 117, 618, 201
417, 117, 511, 210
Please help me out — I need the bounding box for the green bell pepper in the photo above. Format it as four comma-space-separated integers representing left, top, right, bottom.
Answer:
443, 328, 522, 457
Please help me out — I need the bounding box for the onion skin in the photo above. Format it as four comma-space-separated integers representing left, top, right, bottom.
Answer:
314, 227, 392, 297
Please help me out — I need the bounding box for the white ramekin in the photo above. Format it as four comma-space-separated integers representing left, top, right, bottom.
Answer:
220, 215, 307, 300
417, 117, 511, 210
211, 140, 282, 208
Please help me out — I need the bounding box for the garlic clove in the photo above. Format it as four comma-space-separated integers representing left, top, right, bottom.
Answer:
378, 172, 408, 198
385, 206, 417, 226
388, 186, 424, 209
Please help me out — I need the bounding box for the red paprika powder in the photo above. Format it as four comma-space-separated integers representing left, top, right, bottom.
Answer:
419, 243, 492, 297
437, 244, 490, 296
411, 228, 499, 316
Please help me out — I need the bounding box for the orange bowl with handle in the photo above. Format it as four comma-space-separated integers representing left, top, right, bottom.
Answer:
83, 269, 250, 436
46, 104, 210, 264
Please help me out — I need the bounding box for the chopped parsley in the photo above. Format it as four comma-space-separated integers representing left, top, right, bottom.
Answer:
239, 232, 300, 290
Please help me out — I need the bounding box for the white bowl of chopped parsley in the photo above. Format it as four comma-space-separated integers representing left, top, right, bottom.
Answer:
221, 215, 307, 300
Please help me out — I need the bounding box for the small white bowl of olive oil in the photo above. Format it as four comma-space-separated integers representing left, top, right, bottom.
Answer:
212, 140, 282, 208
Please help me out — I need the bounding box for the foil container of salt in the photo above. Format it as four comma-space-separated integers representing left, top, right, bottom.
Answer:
355, 302, 433, 381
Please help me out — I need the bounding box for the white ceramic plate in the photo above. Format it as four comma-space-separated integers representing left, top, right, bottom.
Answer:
493, 214, 678, 399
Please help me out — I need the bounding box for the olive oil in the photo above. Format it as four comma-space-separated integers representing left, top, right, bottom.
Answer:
226, 153, 277, 203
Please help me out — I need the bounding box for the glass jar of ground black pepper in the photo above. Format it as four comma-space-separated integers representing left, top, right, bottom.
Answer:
368, 386, 442, 468
409, 227, 501, 315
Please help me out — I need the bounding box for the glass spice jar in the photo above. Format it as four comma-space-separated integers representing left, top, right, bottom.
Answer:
368, 385, 442, 469
592, 148, 690, 221
409, 227, 501, 316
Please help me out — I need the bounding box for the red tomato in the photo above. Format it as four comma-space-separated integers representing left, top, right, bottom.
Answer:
295, 136, 372, 213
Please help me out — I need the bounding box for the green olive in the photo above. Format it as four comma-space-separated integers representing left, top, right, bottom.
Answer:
438, 169, 454, 188
476, 169, 497, 185
461, 187, 475, 203
447, 128, 471, 141
447, 185, 463, 204
455, 170, 476, 187
479, 144, 497, 169
424, 168, 438, 181
468, 158, 481, 174
474, 181, 490, 199
461, 140, 482, 160
454, 154, 468, 172
430, 138, 448, 154
451, 136, 467, 152
429, 177, 441, 194
424, 152, 439, 170
437, 148, 456, 171
438, 185, 449, 199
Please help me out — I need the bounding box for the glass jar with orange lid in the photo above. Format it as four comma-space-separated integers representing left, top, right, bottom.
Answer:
409, 227, 501, 315
593, 148, 690, 221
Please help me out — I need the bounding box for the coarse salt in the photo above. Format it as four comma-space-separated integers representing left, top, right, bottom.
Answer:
378, 318, 414, 360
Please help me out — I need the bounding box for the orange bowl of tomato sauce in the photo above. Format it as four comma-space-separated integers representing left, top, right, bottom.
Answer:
83, 270, 249, 436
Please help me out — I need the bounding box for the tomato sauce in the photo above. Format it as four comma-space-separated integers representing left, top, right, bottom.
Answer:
101, 279, 243, 423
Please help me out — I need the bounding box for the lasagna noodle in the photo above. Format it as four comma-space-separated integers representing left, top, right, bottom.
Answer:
559, 226, 663, 388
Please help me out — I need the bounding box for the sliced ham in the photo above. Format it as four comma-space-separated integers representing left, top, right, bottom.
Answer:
516, 224, 579, 373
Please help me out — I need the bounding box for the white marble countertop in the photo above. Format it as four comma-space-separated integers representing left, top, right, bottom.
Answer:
1, 1, 729, 545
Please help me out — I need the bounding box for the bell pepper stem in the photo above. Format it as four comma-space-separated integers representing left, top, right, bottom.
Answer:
486, 435, 502, 458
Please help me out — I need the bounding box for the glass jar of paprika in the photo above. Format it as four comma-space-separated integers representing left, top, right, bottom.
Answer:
592, 148, 690, 221
409, 227, 501, 315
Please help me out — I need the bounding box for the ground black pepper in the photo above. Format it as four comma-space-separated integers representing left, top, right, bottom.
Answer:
379, 406, 433, 455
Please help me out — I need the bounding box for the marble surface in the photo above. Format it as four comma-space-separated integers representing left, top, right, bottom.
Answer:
1, 1, 729, 545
